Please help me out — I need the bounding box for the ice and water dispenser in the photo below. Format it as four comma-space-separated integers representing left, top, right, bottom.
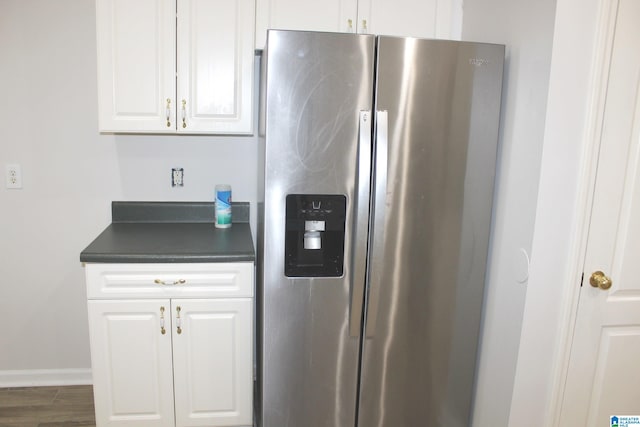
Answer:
285, 194, 347, 277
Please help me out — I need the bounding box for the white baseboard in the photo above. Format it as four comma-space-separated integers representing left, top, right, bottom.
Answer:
0, 369, 92, 387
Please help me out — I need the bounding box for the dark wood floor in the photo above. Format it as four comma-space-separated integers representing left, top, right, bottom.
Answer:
0, 385, 95, 427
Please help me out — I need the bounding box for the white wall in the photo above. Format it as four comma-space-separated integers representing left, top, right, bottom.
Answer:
460, 1, 557, 426
0, 0, 257, 385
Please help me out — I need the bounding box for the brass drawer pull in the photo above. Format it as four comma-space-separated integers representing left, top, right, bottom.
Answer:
154, 279, 186, 286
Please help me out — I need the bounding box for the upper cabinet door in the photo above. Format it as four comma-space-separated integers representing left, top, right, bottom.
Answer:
177, 0, 255, 134
357, 0, 440, 38
255, 0, 358, 49
96, 0, 176, 132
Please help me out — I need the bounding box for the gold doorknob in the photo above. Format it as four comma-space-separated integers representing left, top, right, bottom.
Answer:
590, 271, 612, 290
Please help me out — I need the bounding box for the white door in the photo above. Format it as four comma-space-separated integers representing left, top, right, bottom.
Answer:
559, 0, 640, 425
172, 299, 253, 427
88, 300, 175, 427
96, 0, 176, 132
177, 0, 255, 134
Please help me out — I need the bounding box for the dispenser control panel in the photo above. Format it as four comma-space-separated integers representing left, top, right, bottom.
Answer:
285, 194, 347, 277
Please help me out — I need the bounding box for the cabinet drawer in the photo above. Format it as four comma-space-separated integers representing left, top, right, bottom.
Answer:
86, 263, 254, 299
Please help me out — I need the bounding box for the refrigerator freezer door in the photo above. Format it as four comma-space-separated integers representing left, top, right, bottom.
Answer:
358, 37, 504, 426
258, 30, 375, 427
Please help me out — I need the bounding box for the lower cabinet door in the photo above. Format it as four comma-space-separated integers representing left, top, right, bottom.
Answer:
171, 299, 253, 427
88, 300, 176, 427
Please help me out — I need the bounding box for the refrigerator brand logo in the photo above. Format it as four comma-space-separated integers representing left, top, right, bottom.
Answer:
469, 58, 491, 67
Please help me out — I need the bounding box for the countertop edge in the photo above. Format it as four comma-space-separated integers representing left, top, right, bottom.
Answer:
80, 253, 256, 263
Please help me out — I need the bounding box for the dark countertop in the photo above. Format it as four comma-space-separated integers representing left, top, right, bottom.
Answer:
80, 201, 255, 263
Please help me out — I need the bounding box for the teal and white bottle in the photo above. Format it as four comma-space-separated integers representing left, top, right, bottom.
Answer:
215, 184, 232, 228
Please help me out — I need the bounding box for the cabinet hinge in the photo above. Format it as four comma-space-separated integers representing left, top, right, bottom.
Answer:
580, 272, 584, 287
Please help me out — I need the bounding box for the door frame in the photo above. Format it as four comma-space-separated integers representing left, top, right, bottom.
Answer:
545, 0, 625, 423
508, 0, 624, 425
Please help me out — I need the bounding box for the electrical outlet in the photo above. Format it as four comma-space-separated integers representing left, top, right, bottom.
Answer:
171, 168, 184, 187
6, 164, 22, 189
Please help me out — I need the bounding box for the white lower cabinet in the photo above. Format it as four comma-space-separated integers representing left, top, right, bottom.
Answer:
85, 263, 253, 427
172, 299, 252, 426
88, 300, 176, 426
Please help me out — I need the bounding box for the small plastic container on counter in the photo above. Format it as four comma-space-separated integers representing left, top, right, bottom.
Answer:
215, 184, 232, 228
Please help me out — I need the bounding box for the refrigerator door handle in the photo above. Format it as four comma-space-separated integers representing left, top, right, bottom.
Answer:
365, 110, 388, 338
350, 110, 373, 337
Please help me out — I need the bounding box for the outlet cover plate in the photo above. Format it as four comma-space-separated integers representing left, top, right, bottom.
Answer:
172, 168, 184, 187
6, 164, 22, 189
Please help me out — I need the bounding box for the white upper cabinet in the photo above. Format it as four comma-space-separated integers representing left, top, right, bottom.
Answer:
358, 0, 440, 38
96, 0, 176, 133
255, 0, 357, 47
255, 0, 448, 49
177, 0, 255, 133
96, 0, 255, 134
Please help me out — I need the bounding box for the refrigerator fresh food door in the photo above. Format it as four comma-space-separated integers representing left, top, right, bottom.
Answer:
358, 37, 504, 427
258, 30, 375, 427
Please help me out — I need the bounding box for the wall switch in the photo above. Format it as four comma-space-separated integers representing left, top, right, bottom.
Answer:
171, 168, 184, 187
6, 164, 22, 189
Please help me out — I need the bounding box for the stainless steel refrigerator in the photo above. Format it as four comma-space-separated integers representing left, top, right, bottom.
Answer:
256, 30, 504, 427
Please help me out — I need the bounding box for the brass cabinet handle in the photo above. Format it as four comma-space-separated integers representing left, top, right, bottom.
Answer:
361, 19, 368, 31
590, 271, 612, 290
166, 98, 172, 128
348, 19, 353, 31
181, 99, 187, 128
154, 279, 186, 285
160, 306, 166, 335
176, 306, 182, 334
